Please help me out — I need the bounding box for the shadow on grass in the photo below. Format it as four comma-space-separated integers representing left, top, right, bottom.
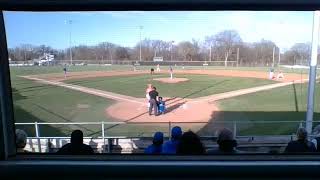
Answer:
196, 110, 320, 136
32, 103, 96, 135
14, 105, 65, 137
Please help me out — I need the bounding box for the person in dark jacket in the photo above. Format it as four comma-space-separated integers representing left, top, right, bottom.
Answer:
207, 128, 239, 154
311, 125, 320, 152
57, 130, 94, 155
145, 132, 164, 154
148, 87, 159, 116
284, 127, 316, 153
177, 131, 205, 155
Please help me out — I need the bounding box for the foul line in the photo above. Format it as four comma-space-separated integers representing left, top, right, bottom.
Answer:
21, 76, 144, 105
192, 79, 309, 103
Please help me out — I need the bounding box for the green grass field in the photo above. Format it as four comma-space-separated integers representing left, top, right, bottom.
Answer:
9, 65, 314, 137
65, 74, 275, 98
216, 83, 320, 135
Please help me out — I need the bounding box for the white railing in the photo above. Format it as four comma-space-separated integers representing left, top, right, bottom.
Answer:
14, 120, 318, 153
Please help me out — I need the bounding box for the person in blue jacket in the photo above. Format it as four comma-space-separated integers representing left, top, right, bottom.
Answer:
162, 126, 182, 154
145, 132, 164, 154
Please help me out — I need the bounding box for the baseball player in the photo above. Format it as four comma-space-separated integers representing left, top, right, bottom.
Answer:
150, 68, 155, 76
169, 65, 173, 79
277, 71, 284, 79
63, 64, 67, 78
157, 97, 166, 114
156, 64, 161, 72
269, 68, 275, 80
146, 84, 153, 109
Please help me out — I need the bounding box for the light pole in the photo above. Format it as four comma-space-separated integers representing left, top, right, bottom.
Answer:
139, 26, 143, 61
171, 41, 174, 61
272, 46, 275, 67
65, 20, 73, 65
236, 47, 239, 67
209, 43, 212, 62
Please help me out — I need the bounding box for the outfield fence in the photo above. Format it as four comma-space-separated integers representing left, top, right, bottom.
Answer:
35, 60, 238, 66
14, 120, 320, 153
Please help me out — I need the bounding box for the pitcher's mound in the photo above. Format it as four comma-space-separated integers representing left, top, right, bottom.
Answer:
153, 77, 189, 83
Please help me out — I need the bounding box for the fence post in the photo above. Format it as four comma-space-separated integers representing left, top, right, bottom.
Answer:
101, 121, 105, 152
108, 138, 112, 153
34, 122, 41, 153
233, 121, 237, 138
168, 121, 172, 140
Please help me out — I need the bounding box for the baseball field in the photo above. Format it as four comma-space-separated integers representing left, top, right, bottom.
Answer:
11, 65, 320, 138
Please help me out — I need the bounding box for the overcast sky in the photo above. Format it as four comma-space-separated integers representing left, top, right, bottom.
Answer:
3, 11, 314, 51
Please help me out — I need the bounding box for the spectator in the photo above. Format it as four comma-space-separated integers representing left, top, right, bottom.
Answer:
16, 129, 28, 153
177, 131, 205, 155
284, 127, 316, 153
145, 132, 164, 154
311, 125, 320, 152
57, 130, 94, 155
162, 126, 182, 154
207, 128, 239, 154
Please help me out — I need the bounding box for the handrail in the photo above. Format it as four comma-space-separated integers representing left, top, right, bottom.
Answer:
14, 120, 320, 125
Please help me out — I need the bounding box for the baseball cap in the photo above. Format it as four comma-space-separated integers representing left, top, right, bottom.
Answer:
171, 126, 182, 139
153, 132, 164, 143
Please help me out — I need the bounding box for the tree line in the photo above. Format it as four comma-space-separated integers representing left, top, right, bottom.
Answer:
8, 30, 313, 66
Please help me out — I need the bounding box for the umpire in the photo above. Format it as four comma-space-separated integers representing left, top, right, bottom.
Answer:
149, 86, 159, 116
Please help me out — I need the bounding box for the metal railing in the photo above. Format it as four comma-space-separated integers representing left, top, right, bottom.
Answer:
14, 120, 319, 153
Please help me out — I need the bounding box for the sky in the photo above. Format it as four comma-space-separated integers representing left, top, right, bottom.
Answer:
3, 11, 314, 51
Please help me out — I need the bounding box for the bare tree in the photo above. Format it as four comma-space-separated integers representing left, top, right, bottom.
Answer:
214, 30, 242, 66
253, 39, 279, 66
290, 43, 311, 65
177, 40, 200, 61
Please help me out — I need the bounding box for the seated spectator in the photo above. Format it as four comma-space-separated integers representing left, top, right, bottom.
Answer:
177, 131, 205, 155
57, 130, 94, 155
284, 127, 316, 153
207, 128, 239, 154
162, 126, 182, 154
16, 129, 28, 153
145, 132, 164, 154
311, 125, 320, 152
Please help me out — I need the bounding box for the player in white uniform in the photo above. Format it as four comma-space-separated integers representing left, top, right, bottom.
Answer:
277, 71, 284, 79
169, 66, 173, 79
156, 64, 161, 72
269, 68, 275, 80
146, 84, 153, 109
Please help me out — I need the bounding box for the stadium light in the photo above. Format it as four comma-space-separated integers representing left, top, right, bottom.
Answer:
171, 41, 175, 61
209, 42, 212, 62
65, 20, 73, 65
139, 26, 143, 61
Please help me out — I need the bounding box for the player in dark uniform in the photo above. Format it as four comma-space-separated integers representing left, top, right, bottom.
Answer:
150, 68, 155, 75
63, 64, 67, 78
149, 87, 159, 116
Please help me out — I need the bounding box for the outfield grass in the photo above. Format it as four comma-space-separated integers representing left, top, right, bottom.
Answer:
216, 82, 320, 135
65, 74, 275, 98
